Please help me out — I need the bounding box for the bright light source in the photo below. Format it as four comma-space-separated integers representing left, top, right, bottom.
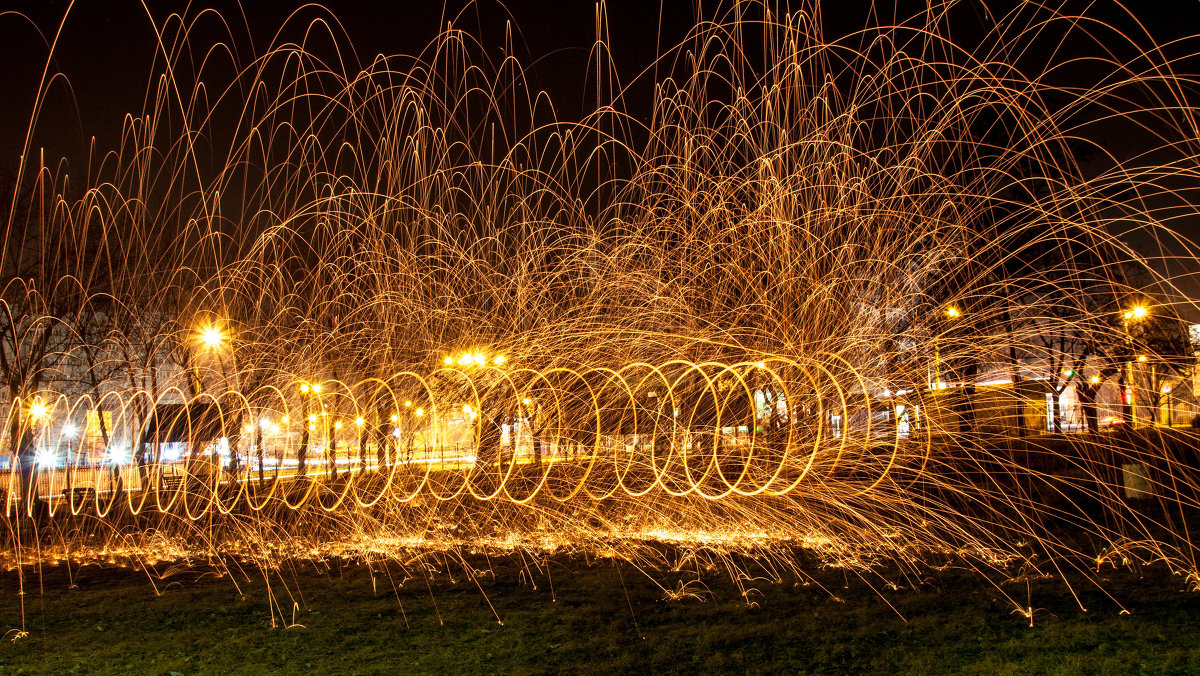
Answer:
390, 414, 398, 423
300, 383, 310, 393
63, 423, 77, 437
334, 421, 343, 430
754, 362, 766, 369
404, 401, 412, 407
1162, 384, 1172, 393
28, 401, 48, 420
355, 417, 365, 427
463, 405, 473, 416
473, 352, 486, 365
945, 306, 961, 319
1090, 376, 1101, 385
259, 417, 271, 428
312, 383, 322, 394
281, 416, 290, 424
308, 423, 316, 431
308, 414, 317, 423
36, 451, 56, 466
444, 356, 454, 365
198, 324, 226, 349
493, 355, 506, 365
522, 397, 531, 406
415, 408, 424, 417
1128, 306, 1148, 320
392, 427, 402, 438
1138, 355, 1148, 362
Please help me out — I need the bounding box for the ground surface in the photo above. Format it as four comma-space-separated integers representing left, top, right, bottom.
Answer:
0, 550, 1198, 675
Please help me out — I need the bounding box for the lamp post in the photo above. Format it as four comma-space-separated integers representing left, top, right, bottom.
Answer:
192, 323, 227, 393
21, 400, 49, 513
64, 422, 78, 490
349, 417, 363, 472
194, 322, 245, 477
442, 350, 508, 468
937, 306, 961, 389
1122, 306, 1148, 426
298, 382, 319, 478
256, 417, 270, 483
330, 419, 342, 479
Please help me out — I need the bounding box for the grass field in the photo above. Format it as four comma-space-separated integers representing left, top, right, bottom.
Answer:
0, 550, 1198, 675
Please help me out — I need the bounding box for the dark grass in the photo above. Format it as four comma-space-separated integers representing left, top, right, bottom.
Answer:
0, 550, 1198, 675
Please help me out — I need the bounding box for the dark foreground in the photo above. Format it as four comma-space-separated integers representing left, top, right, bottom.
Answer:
0, 553, 1198, 675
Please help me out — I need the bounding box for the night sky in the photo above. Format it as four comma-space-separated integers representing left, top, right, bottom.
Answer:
2, 0, 1199, 291
4, 1, 1198, 165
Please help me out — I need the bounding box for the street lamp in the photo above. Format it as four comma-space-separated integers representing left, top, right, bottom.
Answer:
63, 422, 79, 485
193, 322, 235, 403
28, 401, 48, 422
198, 324, 226, 350
934, 306, 962, 390
1123, 306, 1149, 426
1125, 306, 1148, 321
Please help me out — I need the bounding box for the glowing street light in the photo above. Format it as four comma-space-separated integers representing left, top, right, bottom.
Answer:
197, 324, 226, 350
1124, 305, 1148, 321
446, 350, 506, 367
28, 401, 48, 421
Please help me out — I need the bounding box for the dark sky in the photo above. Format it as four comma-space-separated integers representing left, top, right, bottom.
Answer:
2, 1, 1199, 311
3, 0, 1199, 169
0, 0, 695, 165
